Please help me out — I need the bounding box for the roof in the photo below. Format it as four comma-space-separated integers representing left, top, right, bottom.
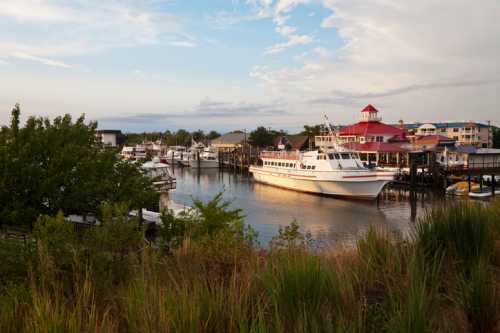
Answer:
339, 121, 404, 137
342, 142, 409, 153
361, 104, 378, 113
400, 122, 490, 129
414, 135, 455, 144
211, 132, 246, 145
274, 135, 309, 150
474, 148, 500, 154
445, 145, 478, 154
97, 129, 122, 134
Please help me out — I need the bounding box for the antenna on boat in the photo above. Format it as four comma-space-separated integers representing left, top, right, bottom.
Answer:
323, 115, 336, 137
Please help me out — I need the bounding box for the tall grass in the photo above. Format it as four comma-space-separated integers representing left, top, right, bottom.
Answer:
0, 199, 499, 332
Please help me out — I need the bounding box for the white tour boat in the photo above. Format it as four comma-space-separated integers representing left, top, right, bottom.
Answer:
248, 117, 395, 199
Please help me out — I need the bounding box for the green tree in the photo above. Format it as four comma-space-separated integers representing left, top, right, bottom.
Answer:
301, 124, 323, 136
249, 126, 275, 148
0, 105, 157, 227
493, 127, 500, 148
174, 129, 191, 146
191, 129, 205, 142
206, 130, 221, 140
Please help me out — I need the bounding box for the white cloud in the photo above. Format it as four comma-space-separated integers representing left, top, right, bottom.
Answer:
264, 34, 314, 54
251, 0, 500, 123
169, 41, 197, 48
10, 52, 73, 68
0, 1, 183, 60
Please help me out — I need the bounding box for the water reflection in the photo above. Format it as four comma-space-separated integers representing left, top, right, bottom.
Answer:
168, 167, 432, 246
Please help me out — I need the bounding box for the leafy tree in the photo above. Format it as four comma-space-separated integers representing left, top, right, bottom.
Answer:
249, 126, 275, 148
0, 105, 158, 227
159, 193, 257, 251
301, 124, 323, 136
206, 130, 221, 140
493, 127, 500, 148
191, 129, 205, 142
174, 129, 191, 146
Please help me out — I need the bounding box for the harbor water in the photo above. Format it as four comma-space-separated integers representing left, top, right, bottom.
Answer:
168, 166, 436, 247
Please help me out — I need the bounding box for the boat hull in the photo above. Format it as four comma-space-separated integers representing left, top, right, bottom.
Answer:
190, 159, 219, 168
249, 167, 392, 199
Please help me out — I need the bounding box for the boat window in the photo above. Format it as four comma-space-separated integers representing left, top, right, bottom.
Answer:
334, 153, 341, 159
328, 153, 334, 160
306, 165, 311, 169
312, 165, 316, 170
341, 153, 350, 159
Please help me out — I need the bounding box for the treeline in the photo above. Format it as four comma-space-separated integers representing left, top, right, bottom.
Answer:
122, 124, 325, 148
0, 104, 158, 228
123, 129, 222, 146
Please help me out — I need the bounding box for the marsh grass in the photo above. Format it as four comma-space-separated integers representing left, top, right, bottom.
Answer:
0, 199, 499, 332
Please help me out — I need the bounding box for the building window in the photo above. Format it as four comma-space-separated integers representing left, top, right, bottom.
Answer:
453, 128, 459, 132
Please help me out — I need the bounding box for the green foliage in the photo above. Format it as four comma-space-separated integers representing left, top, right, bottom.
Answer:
301, 124, 323, 136
493, 127, 500, 149
457, 261, 499, 333
416, 201, 493, 266
258, 253, 347, 331
0, 105, 157, 227
159, 193, 257, 251
249, 126, 279, 148
270, 220, 313, 250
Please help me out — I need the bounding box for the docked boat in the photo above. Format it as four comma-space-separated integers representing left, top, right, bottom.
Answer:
249, 117, 395, 199
468, 188, 500, 198
446, 181, 480, 196
191, 147, 219, 169
249, 150, 395, 199
141, 158, 176, 192
165, 146, 187, 164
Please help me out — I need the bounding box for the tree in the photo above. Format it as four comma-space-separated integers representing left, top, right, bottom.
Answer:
249, 126, 276, 148
493, 127, 500, 148
174, 129, 191, 146
301, 124, 323, 136
0, 105, 158, 227
206, 130, 221, 140
191, 129, 205, 143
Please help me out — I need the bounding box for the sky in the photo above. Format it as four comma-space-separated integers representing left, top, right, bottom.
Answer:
0, 0, 499, 133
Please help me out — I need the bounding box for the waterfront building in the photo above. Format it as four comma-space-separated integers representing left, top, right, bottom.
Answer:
210, 131, 247, 152
316, 104, 409, 166
273, 135, 311, 151
403, 121, 492, 148
96, 129, 123, 147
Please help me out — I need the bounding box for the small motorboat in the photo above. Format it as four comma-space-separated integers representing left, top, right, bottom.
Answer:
469, 188, 500, 199
446, 181, 480, 196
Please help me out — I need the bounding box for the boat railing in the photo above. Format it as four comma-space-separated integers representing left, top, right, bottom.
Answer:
260, 151, 300, 160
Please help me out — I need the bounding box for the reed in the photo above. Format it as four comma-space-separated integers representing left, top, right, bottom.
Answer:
0, 199, 499, 332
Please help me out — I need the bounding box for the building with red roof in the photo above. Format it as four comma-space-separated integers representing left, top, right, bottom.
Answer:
315, 104, 410, 166
337, 104, 406, 144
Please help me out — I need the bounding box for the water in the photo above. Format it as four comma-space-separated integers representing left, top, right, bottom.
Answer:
168, 167, 434, 247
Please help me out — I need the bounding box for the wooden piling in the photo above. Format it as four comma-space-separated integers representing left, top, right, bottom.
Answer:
492, 174, 496, 196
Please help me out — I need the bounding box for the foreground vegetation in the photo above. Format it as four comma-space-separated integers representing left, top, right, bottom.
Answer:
1, 197, 500, 333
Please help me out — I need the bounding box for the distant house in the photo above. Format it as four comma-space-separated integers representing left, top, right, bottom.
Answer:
273, 135, 311, 151
410, 135, 456, 151
96, 130, 123, 147
402, 121, 492, 148
210, 132, 247, 151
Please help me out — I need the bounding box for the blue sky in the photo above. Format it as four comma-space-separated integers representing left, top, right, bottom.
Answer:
0, 0, 499, 132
